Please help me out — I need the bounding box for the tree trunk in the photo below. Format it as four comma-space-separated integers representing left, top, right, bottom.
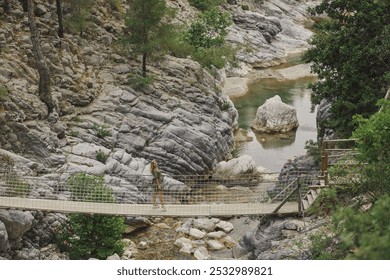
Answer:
27, 0, 55, 114
56, 0, 64, 38
142, 52, 147, 77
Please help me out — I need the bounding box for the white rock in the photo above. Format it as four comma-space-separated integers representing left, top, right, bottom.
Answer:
215, 155, 256, 175
194, 246, 210, 260
207, 231, 227, 239
216, 221, 234, 233
174, 237, 193, 248
189, 228, 206, 239
207, 240, 225, 251
251, 95, 299, 133
179, 244, 193, 256
193, 218, 216, 232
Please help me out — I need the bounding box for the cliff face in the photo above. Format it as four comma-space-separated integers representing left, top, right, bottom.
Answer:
0, 0, 238, 176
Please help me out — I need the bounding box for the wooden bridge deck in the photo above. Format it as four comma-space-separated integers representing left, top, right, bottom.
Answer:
0, 196, 298, 217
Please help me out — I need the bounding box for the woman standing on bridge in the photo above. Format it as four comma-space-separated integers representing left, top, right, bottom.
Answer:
150, 160, 166, 211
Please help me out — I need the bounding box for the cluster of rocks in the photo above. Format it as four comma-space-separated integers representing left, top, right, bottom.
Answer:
225, 0, 320, 75
0, 209, 67, 260
174, 218, 236, 259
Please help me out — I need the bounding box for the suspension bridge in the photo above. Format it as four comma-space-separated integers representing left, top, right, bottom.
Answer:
0, 139, 357, 217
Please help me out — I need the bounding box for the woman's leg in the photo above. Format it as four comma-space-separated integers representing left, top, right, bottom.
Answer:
158, 191, 166, 210
152, 191, 157, 207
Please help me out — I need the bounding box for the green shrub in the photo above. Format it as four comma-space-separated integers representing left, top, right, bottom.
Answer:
67, 172, 104, 202
5, 173, 31, 197
56, 212, 125, 259
189, 0, 223, 11
69, 130, 79, 137
107, 0, 121, 11
129, 74, 155, 90
63, 0, 95, 36
0, 86, 8, 98
333, 195, 390, 259
93, 123, 112, 139
57, 173, 125, 259
219, 100, 231, 111
304, 140, 321, 167
193, 45, 237, 69
310, 230, 345, 260
96, 150, 109, 164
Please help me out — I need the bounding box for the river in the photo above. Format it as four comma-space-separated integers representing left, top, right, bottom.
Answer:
231, 75, 317, 172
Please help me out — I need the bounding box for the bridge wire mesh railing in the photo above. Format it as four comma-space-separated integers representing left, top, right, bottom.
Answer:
0, 170, 321, 212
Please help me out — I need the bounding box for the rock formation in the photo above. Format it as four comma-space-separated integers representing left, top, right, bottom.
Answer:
251, 95, 299, 133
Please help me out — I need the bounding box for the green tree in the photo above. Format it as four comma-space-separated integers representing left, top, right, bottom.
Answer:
56, 173, 125, 259
303, 0, 390, 137
352, 100, 390, 195
123, 0, 172, 76
184, 7, 235, 69
185, 7, 231, 50
63, 0, 94, 36
333, 194, 390, 259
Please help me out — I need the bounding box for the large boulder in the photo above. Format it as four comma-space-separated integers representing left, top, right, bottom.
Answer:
251, 95, 298, 133
0, 210, 34, 241
214, 155, 256, 175
0, 221, 9, 253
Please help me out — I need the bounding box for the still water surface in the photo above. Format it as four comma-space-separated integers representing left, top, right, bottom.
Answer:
231, 77, 317, 172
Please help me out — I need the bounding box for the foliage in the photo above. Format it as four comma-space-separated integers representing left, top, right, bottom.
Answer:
303, 0, 390, 137
307, 188, 339, 216
192, 45, 237, 70
69, 130, 79, 137
0, 86, 8, 98
96, 149, 109, 164
155, 24, 194, 58
129, 73, 155, 90
63, 0, 95, 36
183, 7, 235, 69
185, 7, 232, 50
304, 140, 321, 167
107, 0, 122, 11
67, 172, 106, 202
56, 173, 125, 259
351, 100, 390, 195
310, 230, 345, 260
123, 0, 174, 76
332, 195, 390, 259
189, 0, 223, 11
56, 212, 125, 259
5, 173, 31, 197
93, 123, 112, 139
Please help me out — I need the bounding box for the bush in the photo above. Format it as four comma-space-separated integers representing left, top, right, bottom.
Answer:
96, 150, 109, 164
0, 86, 8, 98
189, 0, 223, 11
56, 173, 125, 259
56, 213, 125, 259
67, 172, 105, 202
129, 74, 155, 90
193, 45, 237, 69
93, 123, 112, 139
5, 173, 31, 197
333, 195, 390, 259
